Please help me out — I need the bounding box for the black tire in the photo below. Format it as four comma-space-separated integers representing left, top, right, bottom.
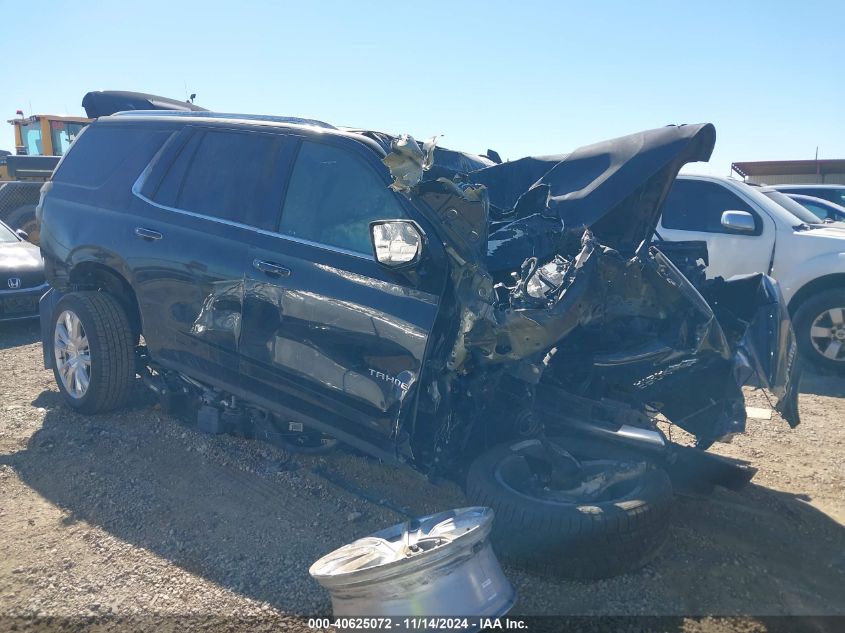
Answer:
792, 289, 845, 374
466, 438, 673, 579
51, 291, 136, 413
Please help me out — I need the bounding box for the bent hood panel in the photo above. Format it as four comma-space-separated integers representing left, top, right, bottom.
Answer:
469, 123, 716, 255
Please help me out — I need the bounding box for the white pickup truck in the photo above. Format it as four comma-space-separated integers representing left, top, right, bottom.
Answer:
657, 174, 845, 372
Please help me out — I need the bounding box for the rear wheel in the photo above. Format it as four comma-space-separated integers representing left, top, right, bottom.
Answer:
466, 437, 673, 579
793, 289, 845, 373
51, 292, 136, 413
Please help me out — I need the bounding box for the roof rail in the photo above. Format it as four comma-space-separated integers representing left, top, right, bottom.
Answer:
110, 110, 336, 129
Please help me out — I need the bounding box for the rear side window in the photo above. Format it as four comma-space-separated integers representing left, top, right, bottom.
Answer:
662, 180, 756, 233
53, 124, 171, 188
279, 140, 406, 254
152, 129, 287, 231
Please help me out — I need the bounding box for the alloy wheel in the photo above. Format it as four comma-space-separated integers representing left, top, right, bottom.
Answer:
809, 307, 845, 362
54, 309, 91, 398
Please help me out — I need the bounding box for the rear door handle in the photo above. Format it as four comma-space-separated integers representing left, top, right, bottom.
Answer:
253, 259, 291, 278
134, 227, 163, 241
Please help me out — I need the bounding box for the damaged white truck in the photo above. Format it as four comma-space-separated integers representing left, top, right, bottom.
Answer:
38, 114, 800, 579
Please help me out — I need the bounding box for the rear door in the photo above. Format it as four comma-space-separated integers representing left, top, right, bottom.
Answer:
239, 134, 448, 457
130, 125, 290, 386
656, 178, 776, 279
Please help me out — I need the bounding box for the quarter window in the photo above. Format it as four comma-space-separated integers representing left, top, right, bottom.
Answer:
279, 141, 407, 254
662, 180, 756, 233
53, 124, 172, 188
153, 129, 287, 231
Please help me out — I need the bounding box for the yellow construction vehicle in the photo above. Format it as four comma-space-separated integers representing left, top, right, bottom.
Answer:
1, 91, 205, 242
11, 112, 91, 159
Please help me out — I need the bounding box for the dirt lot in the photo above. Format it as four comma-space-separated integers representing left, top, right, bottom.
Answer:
1, 319, 844, 631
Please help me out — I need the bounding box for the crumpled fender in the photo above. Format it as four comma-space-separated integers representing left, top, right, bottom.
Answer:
707, 273, 801, 428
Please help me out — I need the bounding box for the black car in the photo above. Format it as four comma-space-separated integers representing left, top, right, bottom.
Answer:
786, 193, 845, 223
0, 220, 47, 321
37, 113, 801, 578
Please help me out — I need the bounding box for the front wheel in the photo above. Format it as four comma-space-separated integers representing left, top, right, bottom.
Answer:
51, 291, 136, 413
793, 289, 845, 373
466, 437, 673, 579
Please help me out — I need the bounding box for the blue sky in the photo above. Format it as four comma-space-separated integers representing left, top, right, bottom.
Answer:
3, 0, 843, 175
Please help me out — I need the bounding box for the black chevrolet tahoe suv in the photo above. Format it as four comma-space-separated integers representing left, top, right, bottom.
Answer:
38, 112, 801, 578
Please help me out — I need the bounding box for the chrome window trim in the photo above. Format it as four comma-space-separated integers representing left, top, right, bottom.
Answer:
131, 172, 375, 262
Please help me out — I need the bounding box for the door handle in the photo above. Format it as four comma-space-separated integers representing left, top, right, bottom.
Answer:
253, 259, 291, 278
134, 227, 163, 241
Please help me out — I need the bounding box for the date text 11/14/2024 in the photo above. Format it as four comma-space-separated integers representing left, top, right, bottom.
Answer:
307, 617, 528, 630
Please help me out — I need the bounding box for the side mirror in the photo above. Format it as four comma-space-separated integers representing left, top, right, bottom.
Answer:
15, 229, 28, 240
370, 220, 423, 268
720, 210, 756, 233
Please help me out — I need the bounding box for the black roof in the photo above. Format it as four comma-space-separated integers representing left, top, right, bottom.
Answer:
82, 91, 207, 118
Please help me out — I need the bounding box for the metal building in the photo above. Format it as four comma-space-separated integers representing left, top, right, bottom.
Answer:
731, 159, 845, 185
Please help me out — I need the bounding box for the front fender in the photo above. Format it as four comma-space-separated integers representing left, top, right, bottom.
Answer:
776, 250, 845, 306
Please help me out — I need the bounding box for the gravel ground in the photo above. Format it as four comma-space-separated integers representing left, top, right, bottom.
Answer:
1, 319, 844, 631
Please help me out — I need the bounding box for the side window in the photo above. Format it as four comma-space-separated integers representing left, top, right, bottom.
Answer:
152, 129, 287, 231
53, 124, 172, 188
279, 140, 407, 254
662, 180, 755, 233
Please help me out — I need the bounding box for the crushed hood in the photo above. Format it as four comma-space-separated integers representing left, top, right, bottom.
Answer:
466, 123, 716, 259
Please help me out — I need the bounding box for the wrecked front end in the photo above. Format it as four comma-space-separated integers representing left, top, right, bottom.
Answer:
387, 123, 800, 478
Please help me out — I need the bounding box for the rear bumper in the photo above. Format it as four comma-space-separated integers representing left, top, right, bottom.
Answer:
0, 282, 49, 322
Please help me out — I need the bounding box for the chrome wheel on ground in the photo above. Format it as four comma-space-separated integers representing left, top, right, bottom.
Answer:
54, 310, 91, 399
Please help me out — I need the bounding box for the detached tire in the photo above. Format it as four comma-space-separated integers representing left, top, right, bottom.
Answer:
51, 291, 136, 414
466, 438, 673, 579
792, 289, 845, 374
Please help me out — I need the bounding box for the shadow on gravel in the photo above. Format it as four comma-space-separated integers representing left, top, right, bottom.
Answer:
0, 318, 39, 350
799, 368, 845, 398
2, 385, 844, 618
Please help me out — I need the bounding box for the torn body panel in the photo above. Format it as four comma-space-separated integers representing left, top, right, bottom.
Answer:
471, 123, 717, 260
381, 123, 799, 473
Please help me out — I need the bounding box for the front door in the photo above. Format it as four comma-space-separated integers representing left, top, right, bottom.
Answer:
239, 135, 448, 458
656, 178, 776, 279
